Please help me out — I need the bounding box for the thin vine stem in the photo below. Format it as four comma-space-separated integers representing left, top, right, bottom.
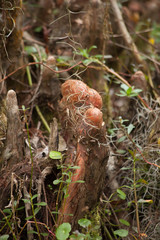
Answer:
133, 157, 141, 238
0, 209, 17, 240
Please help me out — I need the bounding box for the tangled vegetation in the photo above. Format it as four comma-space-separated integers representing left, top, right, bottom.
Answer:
1, 0, 160, 240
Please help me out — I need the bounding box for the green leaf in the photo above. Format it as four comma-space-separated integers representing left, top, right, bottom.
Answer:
79, 49, 89, 58
66, 179, 71, 184
72, 180, 85, 183
0, 235, 9, 240
88, 45, 97, 52
116, 149, 126, 154
90, 58, 99, 63
129, 92, 139, 97
128, 149, 136, 158
34, 26, 42, 32
62, 172, 70, 177
121, 84, 129, 91
57, 164, 67, 169
62, 186, 67, 194
49, 151, 62, 160
117, 136, 126, 143
35, 202, 47, 206
69, 166, 80, 170
25, 215, 33, 220
126, 87, 132, 95
127, 124, 135, 134
78, 218, 91, 228
56, 223, 71, 240
28, 230, 38, 234
24, 46, 37, 54
119, 219, 130, 226
133, 88, 142, 93
51, 211, 59, 214
121, 167, 131, 170
129, 89, 142, 97
22, 198, 31, 204
57, 56, 71, 63
22, 105, 26, 111
131, 184, 141, 188
94, 54, 103, 59
70, 233, 85, 240
3, 209, 12, 214
32, 194, 39, 200
95, 237, 102, 240
117, 189, 126, 200
128, 201, 132, 207
53, 179, 61, 185
105, 209, 111, 215
116, 90, 126, 97
34, 207, 41, 215
82, 59, 93, 66
2, 215, 11, 221
94, 225, 101, 230
108, 128, 116, 135
40, 233, 48, 236
114, 229, 128, 237
64, 194, 69, 198
17, 206, 25, 211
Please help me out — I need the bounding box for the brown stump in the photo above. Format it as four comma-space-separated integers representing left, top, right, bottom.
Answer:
58, 80, 109, 228
1, 90, 24, 168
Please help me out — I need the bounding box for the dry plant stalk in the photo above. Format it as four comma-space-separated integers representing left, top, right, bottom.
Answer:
58, 80, 108, 228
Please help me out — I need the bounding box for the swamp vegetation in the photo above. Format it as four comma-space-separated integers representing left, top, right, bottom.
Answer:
0, 0, 160, 239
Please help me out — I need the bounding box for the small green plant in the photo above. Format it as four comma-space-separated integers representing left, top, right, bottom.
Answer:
49, 151, 85, 220
22, 194, 47, 237
114, 229, 129, 238
50, 151, 102, 239
116, 83, 142, 97
0, 107, 50, 239
55, 217, 102, 240
74, 45, 112, 66
56, 222, 71, 240
49, 150, 62, 160
22, 194, 47, 222
75, 45, 98, 59
49, 151, 93, 239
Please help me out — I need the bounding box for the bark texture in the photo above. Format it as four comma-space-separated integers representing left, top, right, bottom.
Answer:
1, 90, 23, 168
58, 79, 109, 228
0, 0, 24, 93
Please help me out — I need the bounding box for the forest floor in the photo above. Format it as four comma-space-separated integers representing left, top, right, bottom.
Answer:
0, 0, 160, 239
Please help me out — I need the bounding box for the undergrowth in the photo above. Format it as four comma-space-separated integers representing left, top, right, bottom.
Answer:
1, 88, 160, 240
1, 0, 160, 239
1, 42, 160, 239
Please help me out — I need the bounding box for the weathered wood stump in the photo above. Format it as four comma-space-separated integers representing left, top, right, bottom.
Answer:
58, 79, 109, 228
